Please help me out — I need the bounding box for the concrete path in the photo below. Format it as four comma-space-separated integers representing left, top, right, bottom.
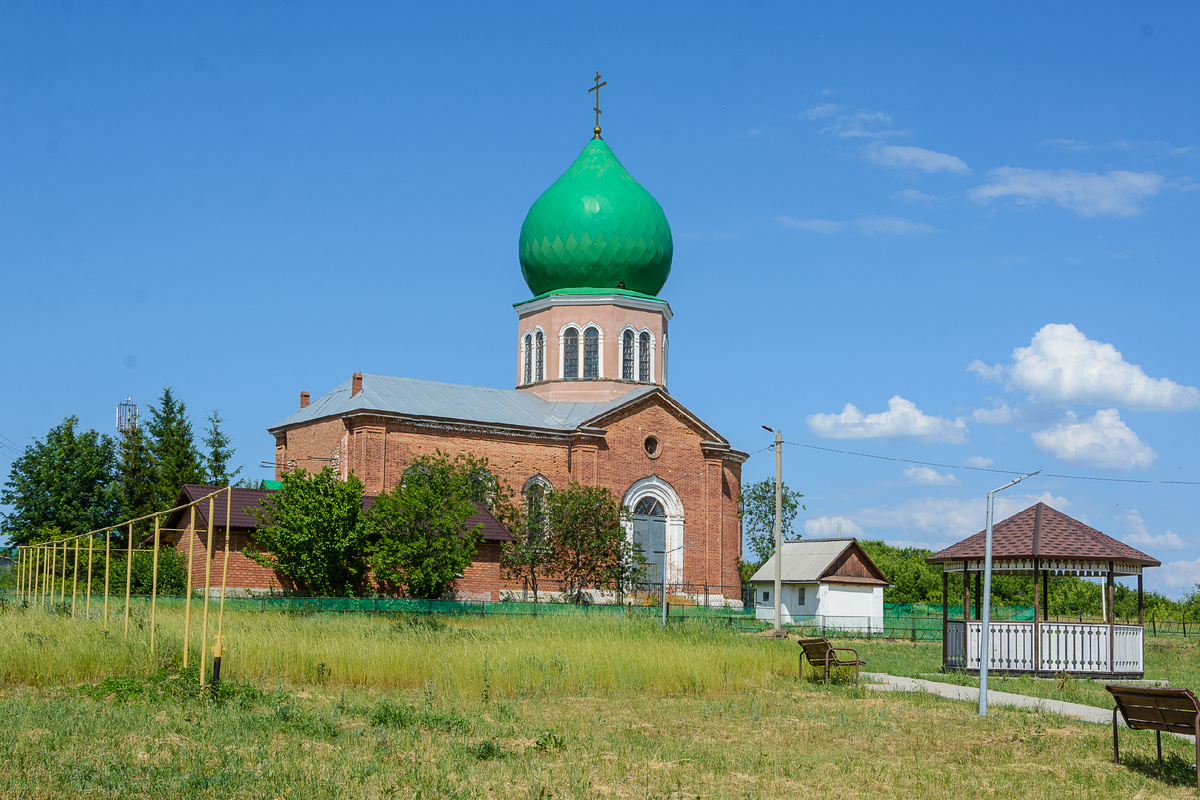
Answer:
863, 672, 1113, 724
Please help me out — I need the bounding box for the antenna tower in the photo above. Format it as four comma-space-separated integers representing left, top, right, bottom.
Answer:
117, 398, 139, 433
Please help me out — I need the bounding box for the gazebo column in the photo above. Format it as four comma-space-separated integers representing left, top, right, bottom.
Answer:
973, 572, 981, 620
941, 571, 948, 668
1107, 561, 1115, 673
1137, 572, 1144, 625
1043, 570, 1050, 621
1033, 558, 1040, 673
936, 573, 945, 666
962, 560, 969, 669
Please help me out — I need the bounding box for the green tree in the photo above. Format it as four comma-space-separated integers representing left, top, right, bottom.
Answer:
246, 467, 369, 597
0, 417, 121, 546
500, 482, 552, 601
117, 424, 158, 531
542, 482, 635, 603
366, 451, 488, 599
201, 410, 242, 486
738, 478, 804, 566
146, 386, 205, 508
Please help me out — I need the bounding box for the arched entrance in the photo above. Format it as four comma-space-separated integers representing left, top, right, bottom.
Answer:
622, 476, 685, 588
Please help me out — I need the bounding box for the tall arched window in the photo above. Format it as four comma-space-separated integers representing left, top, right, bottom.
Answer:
535, 331, 544, 382
622, 330, 635, 380
523, 334, 532, 385
639, 332, 651, 382
563, 327, 579, 379
583, 327, 599, 378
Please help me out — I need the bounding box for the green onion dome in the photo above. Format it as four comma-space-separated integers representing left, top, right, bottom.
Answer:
519, 139, 673, 297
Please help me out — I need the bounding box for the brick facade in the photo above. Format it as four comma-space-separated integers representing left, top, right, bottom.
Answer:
272, 389, 745, 602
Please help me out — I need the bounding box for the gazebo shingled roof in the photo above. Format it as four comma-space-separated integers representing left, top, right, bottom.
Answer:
927, 502, 1159, 567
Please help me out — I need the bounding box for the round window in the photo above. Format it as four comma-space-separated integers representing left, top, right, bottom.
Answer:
643, 435, 660, 458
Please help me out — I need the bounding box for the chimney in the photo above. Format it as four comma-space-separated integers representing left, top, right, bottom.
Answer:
299, 391, 310, 409
352, 372, 363, 397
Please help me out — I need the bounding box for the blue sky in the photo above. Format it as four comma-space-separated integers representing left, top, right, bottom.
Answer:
3, 2, 1199, 596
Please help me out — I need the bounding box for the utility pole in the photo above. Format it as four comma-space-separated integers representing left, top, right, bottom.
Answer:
763, 426, 783, 636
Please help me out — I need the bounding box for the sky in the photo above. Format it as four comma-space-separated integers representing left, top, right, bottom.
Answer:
3, 2, 1199, 597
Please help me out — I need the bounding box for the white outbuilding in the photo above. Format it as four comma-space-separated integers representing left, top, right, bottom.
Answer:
749, 538, 889, 632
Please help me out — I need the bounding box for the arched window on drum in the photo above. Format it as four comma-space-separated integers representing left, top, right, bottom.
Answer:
622, 329, 635, 380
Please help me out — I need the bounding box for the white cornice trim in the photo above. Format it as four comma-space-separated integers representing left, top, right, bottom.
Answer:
515, 293, 674, 322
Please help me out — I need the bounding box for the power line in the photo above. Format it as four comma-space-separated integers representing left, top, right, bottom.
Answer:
748, 439, 1200, 487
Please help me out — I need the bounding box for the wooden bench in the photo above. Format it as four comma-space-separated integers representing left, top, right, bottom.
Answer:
797, 637, 865, 686
1106, 684, 1200, 789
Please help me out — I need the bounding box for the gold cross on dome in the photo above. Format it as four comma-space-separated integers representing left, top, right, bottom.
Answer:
588, 71, 607, 139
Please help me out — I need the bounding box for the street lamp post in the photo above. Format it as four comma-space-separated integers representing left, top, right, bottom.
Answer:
978, 470, 1040, 715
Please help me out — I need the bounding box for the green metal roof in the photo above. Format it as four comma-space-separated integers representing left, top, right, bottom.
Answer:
518, 139, 673, 298
259, 480, 283, 491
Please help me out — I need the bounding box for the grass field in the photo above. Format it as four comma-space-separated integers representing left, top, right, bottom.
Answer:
2, 606, 1198, 799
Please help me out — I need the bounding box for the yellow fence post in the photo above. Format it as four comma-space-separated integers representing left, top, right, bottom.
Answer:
15, 547, 22, 601
201, 496, 214, 689
86, 536, 94, 619
123, 522, 133, 641
59, 539, 67, 605
41, 545, 48, 609
103, 530, 111, 630
150, 516, 160, 656
184, 506, 195, 670
217, 487, 232, 644
71, 538, 79, 617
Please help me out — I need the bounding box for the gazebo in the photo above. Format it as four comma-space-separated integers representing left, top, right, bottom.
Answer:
926, 502, 1160, 678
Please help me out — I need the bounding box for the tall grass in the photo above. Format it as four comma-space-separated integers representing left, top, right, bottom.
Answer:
0, 604, 797, 697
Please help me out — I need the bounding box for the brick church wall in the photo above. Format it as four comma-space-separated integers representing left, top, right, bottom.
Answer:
274, 392, 744, 600
171, 518, 504, 600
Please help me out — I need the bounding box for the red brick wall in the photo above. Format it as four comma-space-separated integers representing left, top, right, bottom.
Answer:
174, 524, 286, 592
275, 418, 345, 480
274, 393, 744, 599
172, 520, 505, 599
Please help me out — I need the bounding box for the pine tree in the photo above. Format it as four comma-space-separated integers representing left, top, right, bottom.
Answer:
118, 423, 158, 529
146, 386, 205, 507
201, 410, 242, 486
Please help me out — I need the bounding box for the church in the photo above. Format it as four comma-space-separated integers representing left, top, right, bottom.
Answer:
268, 98, 748, 604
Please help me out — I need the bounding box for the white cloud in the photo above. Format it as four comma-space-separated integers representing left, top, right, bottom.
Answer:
857, 216, 939, 235
1160, 558, 1200, 589
964, 456, 994, 468
1007, 323, 1200, 410
775, 216, 937, 235
804, 516, 865, 538
865, 144, 969, 174
892, 189, 937, 205
903, 465, 960, 486
1041, 138, 1099, 152
1119, 510, 1186, 550
800, 103, 907, 138
971, 404, 1012, 424
850, 492, 1070, 551
967, 359, 1005, 382
969, 167, 1163, 216
807, 395, 969, 444
1031, 409, 1158, 470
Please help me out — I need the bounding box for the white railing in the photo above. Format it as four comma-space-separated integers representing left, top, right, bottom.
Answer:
947, 621, 964, 668
1113, 625, 1144, 673
943, 621, 1143, 674
1039, 622, 1111, 673
966, 621, 1036, 671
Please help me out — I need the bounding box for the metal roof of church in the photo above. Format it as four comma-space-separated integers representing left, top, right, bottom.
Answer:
269, 374, 660, 434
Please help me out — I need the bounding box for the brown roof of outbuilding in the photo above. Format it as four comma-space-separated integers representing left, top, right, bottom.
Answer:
158, 484, 514, 544
926, 502, 1159, 567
